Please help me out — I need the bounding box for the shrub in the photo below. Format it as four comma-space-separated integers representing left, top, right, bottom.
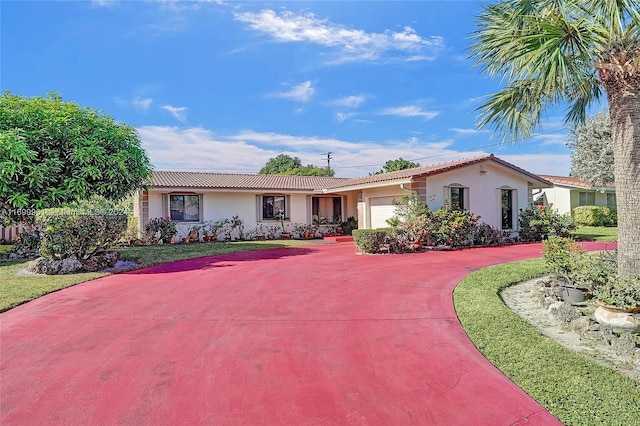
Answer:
542, 237, 589, 287
36, 207, 127, 260
430, 209, 479, 247
519, 206, 576, 242
144, 217, 177, 244
340, 216, 358, 235
573, 206, 617, 226
353, 229, 390, 254
472, 223, 502, 246
592, 275, 640, 310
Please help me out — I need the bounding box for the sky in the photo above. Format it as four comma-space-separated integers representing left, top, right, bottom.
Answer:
2, 0, 603, 177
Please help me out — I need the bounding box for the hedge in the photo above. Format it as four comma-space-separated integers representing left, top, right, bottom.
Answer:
352, 228, 391, 254
572, 206, 617, 227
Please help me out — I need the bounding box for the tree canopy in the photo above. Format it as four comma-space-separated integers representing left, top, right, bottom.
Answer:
567, 111, 614, 185
376, 158, 421, 174
470, 0, 640, 279
0, 92, 152, 224
259, 154, 334, 176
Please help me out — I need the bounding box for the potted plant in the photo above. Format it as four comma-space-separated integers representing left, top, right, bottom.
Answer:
542, 237, 592, 303
586, 251, 640, 333
188, 225, 200, 242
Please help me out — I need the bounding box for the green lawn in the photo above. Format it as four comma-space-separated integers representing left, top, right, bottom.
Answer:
571, 226, 617, 242
454, 259, 639, 425
0, 240, 311, 312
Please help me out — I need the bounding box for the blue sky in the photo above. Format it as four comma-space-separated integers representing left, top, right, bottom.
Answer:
2, 0, 595, 177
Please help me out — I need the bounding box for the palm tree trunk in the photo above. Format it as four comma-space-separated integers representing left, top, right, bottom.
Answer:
608, 83, 640, 279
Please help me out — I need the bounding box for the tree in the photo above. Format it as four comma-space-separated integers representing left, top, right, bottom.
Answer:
376, 158, 421, 174
470, 0, 640, 279
0, 92, 152, 224
259, 154, 334, 176
568, 111, 614, 185
259, 154, 303, 174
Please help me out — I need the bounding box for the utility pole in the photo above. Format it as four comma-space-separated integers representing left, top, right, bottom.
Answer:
323, 152, 333, 171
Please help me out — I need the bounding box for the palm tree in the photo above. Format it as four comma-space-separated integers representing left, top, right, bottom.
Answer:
470, 0, 640, 279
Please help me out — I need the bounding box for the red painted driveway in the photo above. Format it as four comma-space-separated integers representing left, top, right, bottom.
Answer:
1, 241, 611, 425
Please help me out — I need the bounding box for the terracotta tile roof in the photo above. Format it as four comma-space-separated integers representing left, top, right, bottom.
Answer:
150, 171, 350, 191
149, 154, 551, 192
325, 154, 552, 189
538, 175, 615, 189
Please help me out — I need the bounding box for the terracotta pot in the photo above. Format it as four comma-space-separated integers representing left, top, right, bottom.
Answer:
182, 237, 190, 243
203, 235, 211, 242
594, 300, 640, 333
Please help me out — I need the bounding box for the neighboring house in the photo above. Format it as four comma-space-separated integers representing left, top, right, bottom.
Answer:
134, 154, 552, 238
535, 175, 616, 216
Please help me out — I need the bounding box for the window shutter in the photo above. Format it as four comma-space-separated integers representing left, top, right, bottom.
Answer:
256, 195, 262, 221
162, 194, 168, 218
286, 195, 291, 218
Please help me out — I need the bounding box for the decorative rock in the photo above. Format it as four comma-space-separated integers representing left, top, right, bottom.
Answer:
82, 251, 120, 272
549, 301, 581, 323
28, 257, 62, 275
569, 317, 591, 336
611, 334, 638, 356
59, 256, 83, 274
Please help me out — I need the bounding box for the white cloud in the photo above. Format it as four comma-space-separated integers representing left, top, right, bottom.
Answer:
132, 97, 153, 111
160, 105, 188, 122
92, 0, 117, 7
234, 9, 445, 64
273, 81, 315, 103
450, 128, 489, 135
336, 112, 357, 122
330, 95, 366, 108
500, 153, 571, 176
381, 105, 439, 120
137, 126, 516, 177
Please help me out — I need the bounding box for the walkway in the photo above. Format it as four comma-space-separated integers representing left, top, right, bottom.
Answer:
1, 242, 610, 425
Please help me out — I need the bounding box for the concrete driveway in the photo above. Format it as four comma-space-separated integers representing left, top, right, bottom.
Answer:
1, 241, 584, 425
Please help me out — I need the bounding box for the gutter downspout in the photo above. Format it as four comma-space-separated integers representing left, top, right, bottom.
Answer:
400, 183, 418, 197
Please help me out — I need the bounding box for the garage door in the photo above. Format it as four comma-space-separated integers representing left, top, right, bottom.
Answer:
369, 196, 400, 229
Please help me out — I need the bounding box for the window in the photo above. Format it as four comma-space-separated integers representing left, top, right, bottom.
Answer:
169, 195, 200, 222
312, 196, 343, 224
450, 187, 466, 210
579, 191, 595, 206
261, 195, 287, 220
607, 193, 616, 206
501, 189, 514, 229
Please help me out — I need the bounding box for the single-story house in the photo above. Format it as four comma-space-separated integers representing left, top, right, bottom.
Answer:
134, 154, 552, 239
534, 175, 616, 216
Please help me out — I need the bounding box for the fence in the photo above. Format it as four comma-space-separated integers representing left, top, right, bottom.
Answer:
0, 224, 23, 242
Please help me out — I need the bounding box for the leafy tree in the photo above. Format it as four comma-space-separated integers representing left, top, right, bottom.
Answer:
0, 92, 152, 224
259, 154, 303, 174
470, 0, 640, 279
567, 111, 614, 185
376, 158, 421, 174
259, 154, 334, 176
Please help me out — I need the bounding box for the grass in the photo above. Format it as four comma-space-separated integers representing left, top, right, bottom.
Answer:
454, 259, 639, 425
571, 226, 617, 242
0, 239, 311, 312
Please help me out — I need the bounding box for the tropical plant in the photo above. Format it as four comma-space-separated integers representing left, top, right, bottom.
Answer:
518, 206, 577, 242
470, 0, 640, 279
0, 92, 152, 225
144, 217, 177, 244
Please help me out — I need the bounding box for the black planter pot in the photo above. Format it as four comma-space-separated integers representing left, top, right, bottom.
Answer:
560, 285, 589, 304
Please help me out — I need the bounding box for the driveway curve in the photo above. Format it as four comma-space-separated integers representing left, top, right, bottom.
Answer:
1, 241, 611, 425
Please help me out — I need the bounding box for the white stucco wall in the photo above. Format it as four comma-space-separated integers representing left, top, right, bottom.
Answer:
541, 187, 615, 216
423, 162, 531, 230
144, 190, 354, 238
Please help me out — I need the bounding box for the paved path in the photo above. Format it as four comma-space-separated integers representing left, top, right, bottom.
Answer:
1, 241, 612, 425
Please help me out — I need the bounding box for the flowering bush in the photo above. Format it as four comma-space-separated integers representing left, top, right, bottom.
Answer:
429, 209, 479, 247
144, 216, 177, 244
36, 207, 127, 260
518, 205, 576, 242
472, 222, 502, 246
